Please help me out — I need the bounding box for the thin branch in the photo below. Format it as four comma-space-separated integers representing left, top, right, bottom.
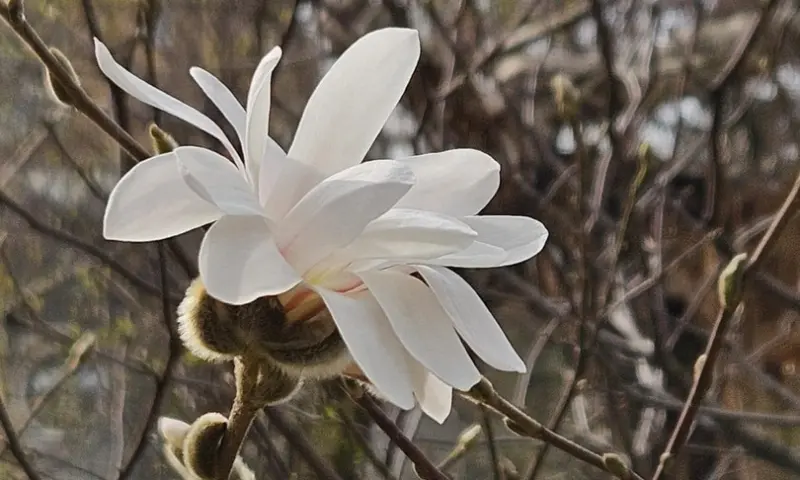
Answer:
0, 392, 43, 480
464, 378, 645, 480
344, 380, 451, 480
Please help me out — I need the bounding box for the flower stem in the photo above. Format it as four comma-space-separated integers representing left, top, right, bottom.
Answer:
214, 358, 260, 480
461, 377, 644, 480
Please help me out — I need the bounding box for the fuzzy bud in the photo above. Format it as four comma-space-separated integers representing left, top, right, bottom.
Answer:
148, 122, 178, 154
602, 453, 632, 479
717, 253, 748, 310
43, 48, 79, 107
182, 412, 228, 480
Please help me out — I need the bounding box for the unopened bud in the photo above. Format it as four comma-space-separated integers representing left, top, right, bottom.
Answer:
44, 48, 79, 107
148, 122, 178, 154
717, 253, 748, 310
550, 74, 580, 119
602, 453, 632, 479
183, 412, 227, 480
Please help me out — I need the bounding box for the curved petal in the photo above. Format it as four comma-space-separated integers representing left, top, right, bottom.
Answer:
277, 160, 415, 274
245, 47, 282, 185
173, 146, 263, 216
198, 215, 301, 305
432, 216, 548, 268
309, 209, 477, 275
408, 362, 453, 424
104, 152, 221, 241
315, 289, 416, 409
189, 67, 246, 148
288, 28, 420, 175
393, 150, 500, 215
259, 149, 324, 221
359, 270, 481, 390
94, 39, 243, 168
416, 266, 524, 372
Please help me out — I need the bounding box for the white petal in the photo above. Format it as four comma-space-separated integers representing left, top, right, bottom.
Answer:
315, 289, 416, 409
288, 28, 420, 175
103, 152, 221, 241
189, 67, 246, 148
310, 209, 477, 274
173, 146, 263, 216
359, 270, 481, 390
416, 266, 525, 372
259, 149, 324, 221
277, 160, 415, 274
432, 216, 548, 268
394, 150, 500, 215
94, 39, 243, 168
157, 417, 190, 448
462, 216, 548, 266
198, 215, 301, 305
245, 47, 282, 185
408, 363, 453, 424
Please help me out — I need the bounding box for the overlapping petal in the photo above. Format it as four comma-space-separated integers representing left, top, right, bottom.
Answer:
103, 152, 221, 241
394, 149, 500, 215
94, 39, 243, 169
315, 289, 416, 408
277, 160, 415, 274
288, 28, 420, 175
245, 47, 282, 185
408, 362, 453, 424
416, 265, 525, 372
359, 270, 481, 390
189, 67, 246, 148
173, 147, 263, 216
199, 215, 301, 304
432, 216, 549, 268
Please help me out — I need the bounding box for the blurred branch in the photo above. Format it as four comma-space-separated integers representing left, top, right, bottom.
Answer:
0, 391, 42, 480
344, 380, 451, 480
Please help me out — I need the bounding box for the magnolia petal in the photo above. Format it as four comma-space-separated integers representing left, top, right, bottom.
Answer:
259, 150, 324, 221
103, 152, 221, 241
173, 146, 263, 216
408, 362, 453, 424
198, 215, 301, 305
94, 39, 243, 168
461, 216, 548, 266
359, 270, 481, 390
245, 47, 282, 186
288, 28, 420, 175
315, 289, 416, 409
310, 209, 477, 275
416, 266, 525, 372
189, 67, 246, 148
393, 149, 500, 215
432, 216, 548, 268
157, 417, 190, 448
277, 160, 415, 274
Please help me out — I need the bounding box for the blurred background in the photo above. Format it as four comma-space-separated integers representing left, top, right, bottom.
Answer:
1, 0, 800, 479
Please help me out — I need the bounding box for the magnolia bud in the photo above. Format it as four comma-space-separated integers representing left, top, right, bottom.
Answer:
148, 122, 178, 154
182, 413, 228, 480
237, 357, 304, 407
177, 279, 244, 362
157, 417, 194, 478
43, 48, 79, 107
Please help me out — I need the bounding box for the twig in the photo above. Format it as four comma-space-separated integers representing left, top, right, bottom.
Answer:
463, 378, 645, 480
651, 159, 800, 479
0, 391, 42, 480
343, 380, 451, 480
480, 406, 504, 480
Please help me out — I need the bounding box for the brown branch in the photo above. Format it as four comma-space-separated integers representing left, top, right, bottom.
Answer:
651, 146, 800, 480
343, 380, 451, 480
464, 378, 645, 480
0, 391, 43, 480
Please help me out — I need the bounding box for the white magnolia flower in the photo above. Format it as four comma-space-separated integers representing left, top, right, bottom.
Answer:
97, 28, 548, 422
